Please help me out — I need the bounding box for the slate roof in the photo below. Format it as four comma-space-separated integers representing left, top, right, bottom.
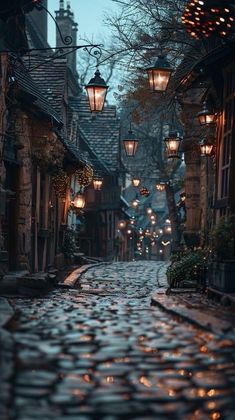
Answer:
13, 59, 63, 126
69, 95, 121, 173
22, 55, 68, 115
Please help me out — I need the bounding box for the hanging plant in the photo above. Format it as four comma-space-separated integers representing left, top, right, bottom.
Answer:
75, 165, 93, 187
51, 169, 70, 199
32, 134, 65, 171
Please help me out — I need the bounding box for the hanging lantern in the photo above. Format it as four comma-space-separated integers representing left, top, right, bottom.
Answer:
147, 207, 153, 214
51, 170, 70, 200
75, 165, 93, 188
156, 182, 165, 192
132, 198, 139, 208
182, 0, 235, 40
85, 69, 108, 112
73, 193, 85, 209
132, 177, 141, 187
199, 137, 214, 157
93, 176, 103, 190
197, 102, 216, 125
118, 220, 126, 229
146, 56, 173, 92
123, 130, 139, 157
164, 131, 182, 159
139, 187, 150, 197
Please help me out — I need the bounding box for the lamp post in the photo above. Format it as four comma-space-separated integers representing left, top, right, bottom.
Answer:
199, 136, 215, 244
85, 69, 109, 112
164, 131, 182, 159
146, 56, 173, 92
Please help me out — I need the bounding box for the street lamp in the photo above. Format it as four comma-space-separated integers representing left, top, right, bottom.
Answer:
73, 192, 85, 209
199, 137, 214, 157
93, 176, 103, 190
132, 177, 141, 187
118, 220, 126, 229
146, 56, 173, 92
164, 131, 182, 159
85, 68, 108, 112
156, 182, 165, 192
132, 197, 139, 208
123, 130, 139, 157
197, 102, 216, 126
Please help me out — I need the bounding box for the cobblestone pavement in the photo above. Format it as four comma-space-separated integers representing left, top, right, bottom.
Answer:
1, 261, 235, 420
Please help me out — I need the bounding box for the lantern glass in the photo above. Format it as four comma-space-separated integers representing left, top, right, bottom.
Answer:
164, 132, 181, 158
93, 178, 103, 190
85, 69, 108, 112
118, 220, 125, 229
156, 183, 165, 191
123, 130, 139, 157
197, 102, 216, 125
73, 193, 85, 209
132, 198, 139, 208
200, 141, 214, 157
132, 177, 141, 187
146, 56, 173, 92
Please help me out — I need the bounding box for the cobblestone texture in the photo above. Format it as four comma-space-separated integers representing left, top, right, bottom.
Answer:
1, 261, 235, 419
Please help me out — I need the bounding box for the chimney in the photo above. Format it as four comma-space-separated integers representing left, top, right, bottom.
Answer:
55, 1, 78, 75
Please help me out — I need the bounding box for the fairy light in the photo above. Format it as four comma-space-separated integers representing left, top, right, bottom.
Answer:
75, 165, 93, 188
51, 169, 70, 199
182, 0, 235, 39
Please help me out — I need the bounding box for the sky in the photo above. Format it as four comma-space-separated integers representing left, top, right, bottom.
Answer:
48, 0, 119, 46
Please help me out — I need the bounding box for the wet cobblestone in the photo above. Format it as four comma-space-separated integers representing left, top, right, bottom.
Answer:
1, 261, 235, 419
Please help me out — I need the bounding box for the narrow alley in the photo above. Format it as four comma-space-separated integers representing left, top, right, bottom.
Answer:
1, 261, 235, 419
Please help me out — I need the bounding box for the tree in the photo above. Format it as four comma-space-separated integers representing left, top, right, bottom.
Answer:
105, 0, 191, 250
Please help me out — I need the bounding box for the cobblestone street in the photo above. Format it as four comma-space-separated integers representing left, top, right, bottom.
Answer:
1, 261, 235, 419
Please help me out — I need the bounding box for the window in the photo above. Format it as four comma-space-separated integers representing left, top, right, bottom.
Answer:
219, 67, 234, 202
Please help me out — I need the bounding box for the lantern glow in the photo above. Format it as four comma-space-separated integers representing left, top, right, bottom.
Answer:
73, 193, 85, 209
132, 177, 141, 187
197, 102, 216, 125
123, 130, 139, 157
85, 69, 108, 112
146, 56, 173, 92
164, 131, 182, 159
156, 183, 165, 192
199, 137, 214, 157
93, 177, 103, 190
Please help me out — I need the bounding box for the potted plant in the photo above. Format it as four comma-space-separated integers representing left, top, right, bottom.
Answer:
209, 215, 235, 292
166, 249, 207, 288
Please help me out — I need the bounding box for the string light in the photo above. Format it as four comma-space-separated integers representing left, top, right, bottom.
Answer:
51, 169, 70, 200
182, 0, 235, 39
75, 165, 93, 187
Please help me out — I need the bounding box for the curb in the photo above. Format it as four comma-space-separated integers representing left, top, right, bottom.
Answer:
62, 262, 110, 288
151, 289, 233, 335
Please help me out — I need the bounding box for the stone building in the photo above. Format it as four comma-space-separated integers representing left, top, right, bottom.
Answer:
0, 0, 125, 279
